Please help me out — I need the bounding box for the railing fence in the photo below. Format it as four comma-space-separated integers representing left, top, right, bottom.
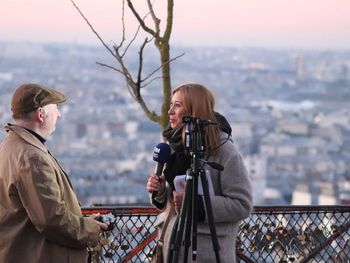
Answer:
82, 205, 350, 263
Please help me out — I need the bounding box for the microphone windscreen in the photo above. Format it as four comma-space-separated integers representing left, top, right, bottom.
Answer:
153, 143, 171, 163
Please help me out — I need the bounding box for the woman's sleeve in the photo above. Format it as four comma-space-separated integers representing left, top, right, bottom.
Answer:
208, 146, 253, 223
150, 183, 171, 211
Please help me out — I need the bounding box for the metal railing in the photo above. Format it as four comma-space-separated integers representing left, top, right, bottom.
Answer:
82, 205, 350, 262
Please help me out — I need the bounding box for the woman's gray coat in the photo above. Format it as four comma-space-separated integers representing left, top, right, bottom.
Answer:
151, 133, 253, 263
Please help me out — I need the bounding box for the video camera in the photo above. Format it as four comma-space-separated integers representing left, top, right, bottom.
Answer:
182, 115, 218, 152
182, 115, 217, 127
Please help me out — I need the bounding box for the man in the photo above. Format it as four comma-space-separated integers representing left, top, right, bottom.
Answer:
0, 83, 106, 263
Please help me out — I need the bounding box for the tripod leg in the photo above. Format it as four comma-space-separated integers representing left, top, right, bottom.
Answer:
191, 171, 198, 261
183, 170, 200, 262
172, 173, 193, 263
183, 196, 192, 263
200, 170, 221, 263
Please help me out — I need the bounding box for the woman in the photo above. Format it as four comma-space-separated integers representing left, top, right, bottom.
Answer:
147, 83, 253, 262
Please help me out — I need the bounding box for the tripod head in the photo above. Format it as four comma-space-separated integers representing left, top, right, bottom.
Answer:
182, 115, 217, 152
182, 115, 223, 172
182, 115, 218, 127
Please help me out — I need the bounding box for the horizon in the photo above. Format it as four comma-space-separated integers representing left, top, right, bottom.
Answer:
0, 40, 350, 54
1, 40, 349, 53
1, 0, 350, 50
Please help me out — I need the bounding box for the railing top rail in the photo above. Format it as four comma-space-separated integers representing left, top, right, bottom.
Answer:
253, 205, 350, 213
82, 204, 350, 215
82, 204, 159, 215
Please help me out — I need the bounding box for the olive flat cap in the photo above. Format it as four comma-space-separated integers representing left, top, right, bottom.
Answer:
11, 83, 66, 118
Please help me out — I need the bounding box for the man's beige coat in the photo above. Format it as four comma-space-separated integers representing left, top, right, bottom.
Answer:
0, 124, 100, 263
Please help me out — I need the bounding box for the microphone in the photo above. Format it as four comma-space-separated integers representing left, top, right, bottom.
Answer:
153, 142, 171, 177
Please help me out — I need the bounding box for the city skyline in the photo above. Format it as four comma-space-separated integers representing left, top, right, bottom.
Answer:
1, 0, 350, 50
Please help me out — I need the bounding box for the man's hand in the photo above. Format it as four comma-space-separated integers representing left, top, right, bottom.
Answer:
90, 213, 109, 231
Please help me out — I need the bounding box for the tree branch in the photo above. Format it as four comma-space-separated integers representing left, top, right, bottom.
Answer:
126, 0, 157, 37
142, 53, 185, 83
164, 0, 174, 40
147, 0, 161, 34
70, 0, 117, 60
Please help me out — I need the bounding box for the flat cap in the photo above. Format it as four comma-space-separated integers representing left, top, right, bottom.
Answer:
11, 83, 66, 118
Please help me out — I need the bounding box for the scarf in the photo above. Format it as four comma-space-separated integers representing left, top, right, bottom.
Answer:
162, 126, 191, 190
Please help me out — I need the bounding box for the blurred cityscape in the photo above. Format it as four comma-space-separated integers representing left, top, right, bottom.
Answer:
0, 42, 349, 206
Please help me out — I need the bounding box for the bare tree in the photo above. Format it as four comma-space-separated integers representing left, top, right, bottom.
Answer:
71, 0, 184, 131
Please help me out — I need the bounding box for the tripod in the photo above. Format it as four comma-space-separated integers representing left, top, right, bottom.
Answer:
170, 116, 222, 263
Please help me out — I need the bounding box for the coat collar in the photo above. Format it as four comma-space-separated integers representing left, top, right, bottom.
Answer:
5, 123, 48, 153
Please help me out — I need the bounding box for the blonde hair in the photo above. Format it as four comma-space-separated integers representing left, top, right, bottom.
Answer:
172, 83, 220, 154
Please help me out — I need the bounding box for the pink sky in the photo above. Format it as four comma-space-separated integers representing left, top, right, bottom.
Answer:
1, 0, 350, 49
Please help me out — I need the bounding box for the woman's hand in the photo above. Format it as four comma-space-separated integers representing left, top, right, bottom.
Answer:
147, 173, 165, 193
172, 191, 184, 212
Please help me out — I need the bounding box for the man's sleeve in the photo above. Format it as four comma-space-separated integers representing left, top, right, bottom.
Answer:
17, 154, 100, 248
